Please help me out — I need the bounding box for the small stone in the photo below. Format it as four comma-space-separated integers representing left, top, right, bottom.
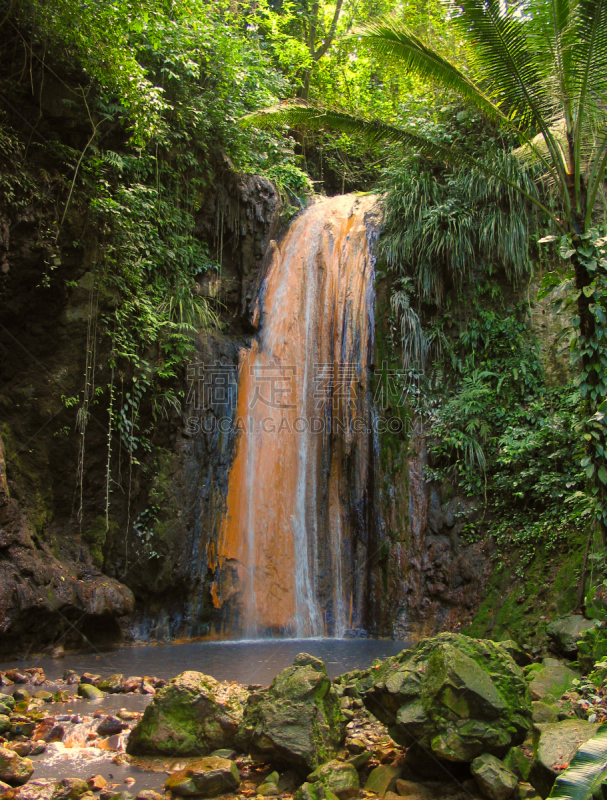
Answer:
81, 674, 101, 686
97, 716, 128, 736
307, 761, 359, 800
30, 743, 46, 756
98, 675, 125, 694
51, 645, 65, 659
347, 752, 372, 770
33, 691, 53, 703
364, 766, 402, 797
88, 776, 108, 791
10, 741, 32, 757
394, 780, 433, 799
258, 771, 280, 796
78, 684, 105, 700
471, 754, 517, 800
59, 777, 89, 798
346, 738, 366, 755
165, 756, 240, 797
13, 688, 30, 701
135, 792, 164, 800
140, 682, 155, 695
122, 679, 140, 694
516, 784, 539, 800
209, 749, 237, 760
124, 778, 135, 786
5, 670, 28, 684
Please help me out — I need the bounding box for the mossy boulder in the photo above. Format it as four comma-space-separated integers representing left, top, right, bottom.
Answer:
360, 633, 532, 763
471, 754, 517, 800
545, 616, 594, 656
0, 745, 34, 785
127, 671, 248, 757
525, 659, 579, 702
307, 761, 359, 799
236, 653, 346, 773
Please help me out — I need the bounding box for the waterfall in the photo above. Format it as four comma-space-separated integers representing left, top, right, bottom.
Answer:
215, 194, 379, 637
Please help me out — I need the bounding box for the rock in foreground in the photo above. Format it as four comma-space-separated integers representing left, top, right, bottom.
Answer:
360, 633, 532, 762
127, 671, 248, 756
0, 745, 34, 785
236, 653, 346, 773
529, 719, 600, 798
165, 756, 240, 797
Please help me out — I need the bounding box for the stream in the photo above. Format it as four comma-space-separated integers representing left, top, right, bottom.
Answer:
0, 638, 405, 794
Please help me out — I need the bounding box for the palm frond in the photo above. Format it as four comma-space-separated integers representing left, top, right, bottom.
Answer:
354, 21, 507, 125
242, 103, 560, 226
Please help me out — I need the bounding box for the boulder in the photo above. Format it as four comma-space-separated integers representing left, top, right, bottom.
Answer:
545, 616, 595, 656
471, 754, 517, 800
165, 756, 240, 797
361, 633, 532, 763
308, 761, 359, 799
528, 719, 600, 798
525, 660, 578, 703
236, 653, 345, 773
364, 766, 402, 797
127, 671, 247, 757
0, 745, 34, 785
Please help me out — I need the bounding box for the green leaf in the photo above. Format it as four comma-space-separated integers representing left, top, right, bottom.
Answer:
599, 466, 607, 485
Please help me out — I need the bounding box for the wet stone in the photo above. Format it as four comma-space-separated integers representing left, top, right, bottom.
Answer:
165, 755, 240, 797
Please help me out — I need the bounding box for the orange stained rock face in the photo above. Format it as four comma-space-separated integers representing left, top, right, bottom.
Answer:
216, 194, 378, 636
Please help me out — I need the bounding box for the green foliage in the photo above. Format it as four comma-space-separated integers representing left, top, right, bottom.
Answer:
380, 115, 537, 305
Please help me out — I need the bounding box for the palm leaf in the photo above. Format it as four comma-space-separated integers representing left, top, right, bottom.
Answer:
242, 103, 561, 226
353, 20, 508, 125
548, 723, 607, 799
355, 12, 563, 195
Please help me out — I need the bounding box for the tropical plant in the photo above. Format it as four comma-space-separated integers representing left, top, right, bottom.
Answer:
243, 0, 607, 546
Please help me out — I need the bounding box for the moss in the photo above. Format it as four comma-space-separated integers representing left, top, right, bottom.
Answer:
82, 515, 118, 569
464, 531, 585, 647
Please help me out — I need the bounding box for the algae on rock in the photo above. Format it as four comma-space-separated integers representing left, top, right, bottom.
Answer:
236, 653, 346, 773
359, 633, 532, 762
127, 671, 248, 756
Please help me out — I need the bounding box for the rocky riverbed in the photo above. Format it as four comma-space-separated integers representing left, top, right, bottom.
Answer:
1, 630, 607, 800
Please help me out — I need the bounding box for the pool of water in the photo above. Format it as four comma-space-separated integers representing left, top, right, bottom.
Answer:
0, 637, 407, 685
0, 638, 407, 792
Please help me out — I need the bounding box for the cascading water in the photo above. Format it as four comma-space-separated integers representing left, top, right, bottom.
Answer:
214, 194, 379, 637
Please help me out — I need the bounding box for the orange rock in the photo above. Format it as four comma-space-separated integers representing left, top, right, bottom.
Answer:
87, 775, 107, 791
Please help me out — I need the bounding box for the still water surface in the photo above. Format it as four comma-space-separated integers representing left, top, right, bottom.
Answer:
1, 637, 406, 684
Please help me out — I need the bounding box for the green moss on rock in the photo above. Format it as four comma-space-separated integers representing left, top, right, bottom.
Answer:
127, 671, 247, 757
236, 653, 346, 773
360, 633, 532, 763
